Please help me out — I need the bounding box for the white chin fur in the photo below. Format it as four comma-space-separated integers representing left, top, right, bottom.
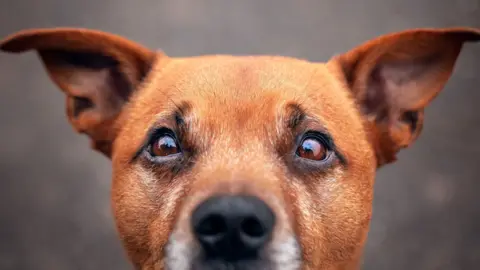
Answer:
268, 236, 302, 270
164, 231, 195, 270
164, 233, 301, 270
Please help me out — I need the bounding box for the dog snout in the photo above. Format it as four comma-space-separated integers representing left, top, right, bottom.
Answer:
191, 195, 276, 261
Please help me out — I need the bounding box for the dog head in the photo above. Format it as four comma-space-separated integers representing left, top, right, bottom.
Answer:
2, 27, 479, 269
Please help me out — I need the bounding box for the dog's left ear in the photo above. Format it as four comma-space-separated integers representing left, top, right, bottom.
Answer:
330, 27, 480, 167
0, 28, 157, 157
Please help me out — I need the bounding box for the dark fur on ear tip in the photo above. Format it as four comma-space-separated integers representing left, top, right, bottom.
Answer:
446, 27, 480, 41
0, 35, 20, 52
0, 29, 39, 52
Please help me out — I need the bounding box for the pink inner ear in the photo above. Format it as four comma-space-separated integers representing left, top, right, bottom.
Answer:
62, 68, 129, 120
38, 49, 136, 122
366, 54, 444, 114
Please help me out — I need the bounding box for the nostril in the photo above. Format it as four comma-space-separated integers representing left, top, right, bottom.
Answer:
195, 214, 227, 240
241, 217, 266, 238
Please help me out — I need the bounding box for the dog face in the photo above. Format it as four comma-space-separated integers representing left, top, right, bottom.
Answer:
111, 55, 376, 270
1, 27, 479, 270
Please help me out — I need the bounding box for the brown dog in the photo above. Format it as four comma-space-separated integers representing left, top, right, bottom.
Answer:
1, 26, 479, 270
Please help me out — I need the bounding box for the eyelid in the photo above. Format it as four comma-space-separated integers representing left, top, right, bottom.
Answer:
299, 131, 334, 149
143, 149, 183, 164
148, 128, 178, 145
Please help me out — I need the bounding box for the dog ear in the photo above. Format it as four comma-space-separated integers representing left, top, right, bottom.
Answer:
330, 27, 480, 167
0, 28, 157, 157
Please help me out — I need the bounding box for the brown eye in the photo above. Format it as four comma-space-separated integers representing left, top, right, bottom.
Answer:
296, 138, 328, 161
150, 135, 180, 157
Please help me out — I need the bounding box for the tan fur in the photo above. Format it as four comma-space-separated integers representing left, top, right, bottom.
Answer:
1, 27, 479, 270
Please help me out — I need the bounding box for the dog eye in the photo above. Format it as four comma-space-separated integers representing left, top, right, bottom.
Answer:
296, 137, 328, 161
149, 135, 181, 157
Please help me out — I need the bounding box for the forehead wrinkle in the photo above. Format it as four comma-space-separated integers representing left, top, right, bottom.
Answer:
274, 94, 330, 131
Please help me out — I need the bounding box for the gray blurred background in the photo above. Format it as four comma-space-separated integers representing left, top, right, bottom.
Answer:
0, 1, 479, 269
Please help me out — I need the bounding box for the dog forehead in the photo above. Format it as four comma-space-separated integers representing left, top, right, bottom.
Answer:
135, 55, 347, 120
160, 55, 321, 96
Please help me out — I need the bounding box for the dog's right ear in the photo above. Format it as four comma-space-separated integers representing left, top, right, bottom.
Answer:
1, 28, 158, 157
329, 27, 480, 167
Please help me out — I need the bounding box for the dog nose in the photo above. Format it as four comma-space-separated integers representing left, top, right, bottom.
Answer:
191, 195, 276, 260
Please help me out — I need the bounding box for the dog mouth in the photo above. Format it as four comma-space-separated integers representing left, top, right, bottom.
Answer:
164, 222, 302, 270
164, 238, 301, 270
189, 258, 273, 270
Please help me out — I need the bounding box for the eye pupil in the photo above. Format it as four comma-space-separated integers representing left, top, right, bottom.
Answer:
297, 138, 327, 161
151, 135, 180, 157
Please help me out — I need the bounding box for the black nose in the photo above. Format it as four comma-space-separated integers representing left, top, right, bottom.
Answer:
191, 195, 276, 260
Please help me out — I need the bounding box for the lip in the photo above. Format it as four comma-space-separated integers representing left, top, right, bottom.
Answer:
164, 238, 302, 270
179, 259, 275, 270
